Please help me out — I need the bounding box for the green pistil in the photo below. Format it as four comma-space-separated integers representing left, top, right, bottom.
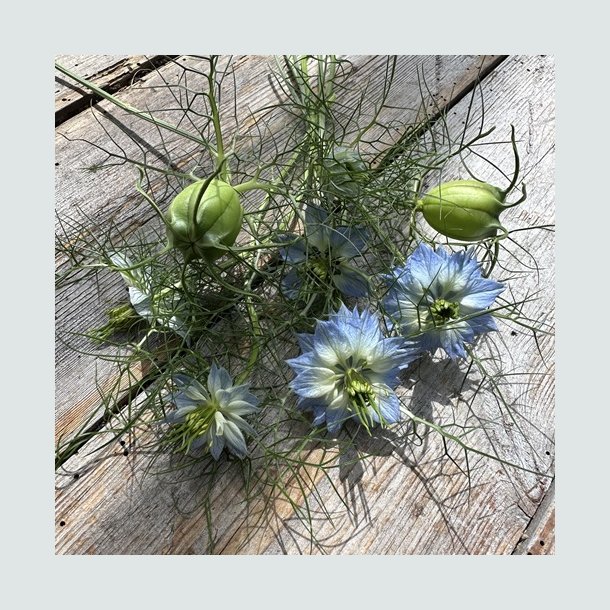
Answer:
308, 258, 329, 281
345, 368, 373, 398
171, 403, 217, 452
429, 298, 460, 326
344, 368, 381, 431
89, 303, 139, 343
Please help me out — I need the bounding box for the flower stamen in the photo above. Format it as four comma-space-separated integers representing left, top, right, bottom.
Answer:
344, 368, 386, 431
169, 403, 217, 452
429, 298, 460, 326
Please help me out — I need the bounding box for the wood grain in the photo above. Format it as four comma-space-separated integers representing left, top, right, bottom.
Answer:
55, 55, 175, 125
55, 55, 501, 447
512, 479, 555, 555
55, 55, 554, 555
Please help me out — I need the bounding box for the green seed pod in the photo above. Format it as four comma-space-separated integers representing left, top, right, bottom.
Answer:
418, 179, 508, 241
166, 179, 243, 262
321, 146, 367, 199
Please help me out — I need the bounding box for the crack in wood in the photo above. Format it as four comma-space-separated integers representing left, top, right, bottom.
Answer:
373, 55, 508, 174
511, 477, 555, 554
55, 55, 180, 127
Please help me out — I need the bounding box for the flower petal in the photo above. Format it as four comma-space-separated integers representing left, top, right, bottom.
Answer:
165, 404, 198, 424
289, 366, 338, 398
328, 226, 367, 259
325, 391, 351, 435
280, 268, 302, 300
222, 421, 248, 458
332, 265, 370, 297
373, 387, 401, 425
216, 384, 259, 414
208, 362, 233, 395
209, 431, 225, 460
279, 237, 308, 264
172, 374, 209, 402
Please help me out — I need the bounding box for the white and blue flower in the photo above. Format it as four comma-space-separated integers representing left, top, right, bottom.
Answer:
165, 363, 259, 459
279, 205, 370, 299
382, 244, 505, 359
286, 304, 417, 435
109, 252, 187, 337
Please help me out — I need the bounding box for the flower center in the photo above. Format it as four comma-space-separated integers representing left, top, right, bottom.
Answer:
429, 298, 460, 325
169, 402, 217, 452
345, 367, 374, 398
308, 257, 330, 281
344, 368, 385, 431
184, 405, 217, 435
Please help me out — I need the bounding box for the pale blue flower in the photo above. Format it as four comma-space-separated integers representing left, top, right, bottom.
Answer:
382, 244, 505, 359
279, 205, 369, 299
109, 252, 187, 337
165, 363, 259, 459
286, 304, 417, 435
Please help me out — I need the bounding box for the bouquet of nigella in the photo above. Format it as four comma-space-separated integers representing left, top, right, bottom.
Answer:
55, 55, 553, 548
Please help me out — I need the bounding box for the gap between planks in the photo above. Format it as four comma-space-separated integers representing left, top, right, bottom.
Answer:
512, 478, 555, 555
55, 55, 179, 126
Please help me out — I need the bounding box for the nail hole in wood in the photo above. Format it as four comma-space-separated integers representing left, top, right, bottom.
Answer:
74, 473, 80, 480
59, 521, 66, 526
539, 540, 545, 546
123, 449, 129, 456
511, 330, 517, 336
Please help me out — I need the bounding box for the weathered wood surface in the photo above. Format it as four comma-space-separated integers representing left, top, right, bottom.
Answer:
512, 480, 555, 555
55, 55, 174, 125
55, 55, 554, 554
55, 55, 500, 447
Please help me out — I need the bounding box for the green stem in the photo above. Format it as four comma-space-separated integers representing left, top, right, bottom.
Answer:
206, 57, 227, 180
236, 296, 262, 385
136, 167, 167, 223
502, 124, 521, 196
233, 180, 279, 194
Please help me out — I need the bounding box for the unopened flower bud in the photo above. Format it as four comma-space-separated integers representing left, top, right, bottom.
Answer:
166, 179, 243, 262
418, 179, 508, 241
321, 146, 367, 199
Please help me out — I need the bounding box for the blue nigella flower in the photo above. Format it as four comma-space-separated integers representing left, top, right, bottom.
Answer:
165, 363, 259, 459
279, 205, 369, 299
286, 304, 417, 435
382, 244, 505, 359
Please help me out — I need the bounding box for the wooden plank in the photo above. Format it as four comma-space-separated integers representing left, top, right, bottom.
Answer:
55, 55, 175, 125
512, 480, 555, 555
55, 55, 501, 448
55, 55, 554, 554
234, 54, 555, 555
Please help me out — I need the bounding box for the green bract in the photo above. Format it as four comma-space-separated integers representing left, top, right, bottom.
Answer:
418, 179, 508, 241
321, 146, 367, 199
166, 179, 243, 262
